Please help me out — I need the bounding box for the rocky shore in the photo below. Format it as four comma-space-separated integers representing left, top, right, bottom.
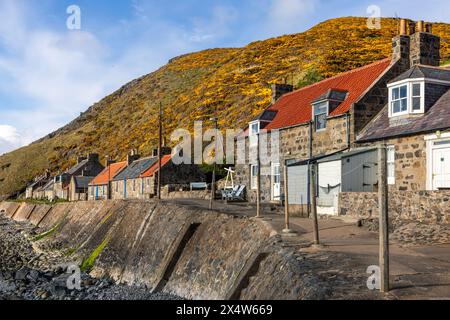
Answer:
0, 213, 181, 300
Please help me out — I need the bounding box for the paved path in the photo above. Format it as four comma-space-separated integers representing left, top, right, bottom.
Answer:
168, 198, 450, 300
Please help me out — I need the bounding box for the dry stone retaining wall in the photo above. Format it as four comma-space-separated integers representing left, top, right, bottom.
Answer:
339, 191, 450, 224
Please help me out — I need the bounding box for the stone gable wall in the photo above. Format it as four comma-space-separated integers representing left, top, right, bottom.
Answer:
235, 116, 349, 203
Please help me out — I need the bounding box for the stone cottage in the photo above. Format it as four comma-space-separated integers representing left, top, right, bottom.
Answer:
68, 176, 95, 201
88, 160, 128, 201
357, 65, 450, 191
234, 19, 441, 216
25, 171, 50, 199
140, 154, 207, 197
110, 153, 159, 200
53, 153, 104, 200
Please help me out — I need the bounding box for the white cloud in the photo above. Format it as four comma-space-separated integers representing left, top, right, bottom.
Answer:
0, 125, 22, 155
188, 5, 238, 43
0, 0, 162, 154
268, 0, 318, 33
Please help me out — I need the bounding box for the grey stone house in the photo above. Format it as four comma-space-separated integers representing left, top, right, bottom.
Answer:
53, 153, 104, 200
234, 20, 442, 216
25, 171, 50, 199
357, 65, 450, 192
110, 149, 206, 200
69, 176, 95, 201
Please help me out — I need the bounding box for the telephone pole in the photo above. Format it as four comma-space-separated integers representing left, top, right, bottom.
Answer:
378, 144, 390, 293
310, 163, 320, 245
256, 133, 261, 218
209, 117, 219, 210
157, 102, 163, 200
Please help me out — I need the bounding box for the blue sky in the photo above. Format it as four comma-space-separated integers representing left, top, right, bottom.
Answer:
0, 0, 449, 154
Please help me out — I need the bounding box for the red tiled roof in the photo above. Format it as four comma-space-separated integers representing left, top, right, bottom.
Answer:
90, 161, 127, 186
265, 58, 392, 130
140, 155, 172, 178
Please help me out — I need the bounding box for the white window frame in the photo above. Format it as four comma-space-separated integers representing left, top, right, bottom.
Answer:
250, 165, 259, 190
411, 82, 424, 113
388, 79, 428, 117
387, 145, 396, 185
390, 84, 408, 116
312, 101, 329, 132
249, 121, 260, 147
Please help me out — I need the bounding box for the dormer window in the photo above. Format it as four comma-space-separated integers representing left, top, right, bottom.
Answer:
249, 121, 260, 136
249, 121, 260, 146
311, 89, 347, 132
389, 81, 424, 117
313, 101, 328, 132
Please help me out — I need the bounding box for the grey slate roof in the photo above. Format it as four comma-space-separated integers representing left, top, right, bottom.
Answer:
67, 159, 89, 175
73, 176, 94, 189
27, 176, 48, 189
255, 110, 278, 122
389, 65, 450, 84
113, 157, 158, 181
358, 88, 450, 142
42, 179, 55, 191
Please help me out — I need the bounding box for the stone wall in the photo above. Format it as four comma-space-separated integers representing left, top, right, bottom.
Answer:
387, 134, 427, 191
339, 191, 450, 224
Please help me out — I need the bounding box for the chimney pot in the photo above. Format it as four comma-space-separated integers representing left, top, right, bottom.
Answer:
417, 20, 425, 33
399, 19, 407, 35
425, 23, 433, 33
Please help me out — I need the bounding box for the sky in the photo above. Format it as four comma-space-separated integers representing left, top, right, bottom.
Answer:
0, 0, 449, 155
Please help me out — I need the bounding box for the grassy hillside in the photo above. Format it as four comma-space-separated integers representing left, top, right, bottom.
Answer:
1, 17, 450, 198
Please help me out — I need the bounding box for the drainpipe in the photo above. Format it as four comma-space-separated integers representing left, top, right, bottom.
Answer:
308, 121, 313, 216
346, 112, 351, 149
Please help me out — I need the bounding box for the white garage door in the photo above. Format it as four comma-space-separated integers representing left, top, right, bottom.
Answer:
287, 165, 309, 205
318, 160, 341, 215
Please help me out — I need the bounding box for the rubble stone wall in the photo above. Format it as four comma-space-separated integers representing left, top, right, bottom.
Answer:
339, 191, 450, 224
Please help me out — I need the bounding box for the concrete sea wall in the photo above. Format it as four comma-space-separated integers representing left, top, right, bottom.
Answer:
0, 200, 315, 300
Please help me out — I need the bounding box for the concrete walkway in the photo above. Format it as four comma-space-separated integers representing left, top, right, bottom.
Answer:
168, 198, 450, 300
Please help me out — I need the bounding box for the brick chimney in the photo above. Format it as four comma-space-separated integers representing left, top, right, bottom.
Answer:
87, 153, 99, 162
392, 19, 440, 70
409, 20, 440, 67
392, 19, 411, 70
127, 149, 140, 165
271, 83, 293, 104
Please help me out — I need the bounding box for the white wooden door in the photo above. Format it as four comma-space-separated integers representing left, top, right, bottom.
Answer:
272, 163, 281, 201
433, 147, 450, 189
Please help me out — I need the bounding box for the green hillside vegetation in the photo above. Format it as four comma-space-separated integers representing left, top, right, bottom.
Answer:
1, 17, 450, 198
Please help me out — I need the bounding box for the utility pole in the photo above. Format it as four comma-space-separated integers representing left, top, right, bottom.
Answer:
256, 133, 261, 218
107, 155, 111, 200
209, 117, 219, 210
378, 144, 390, 293
157, 102, 163, 200
310, 163, 320, 245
